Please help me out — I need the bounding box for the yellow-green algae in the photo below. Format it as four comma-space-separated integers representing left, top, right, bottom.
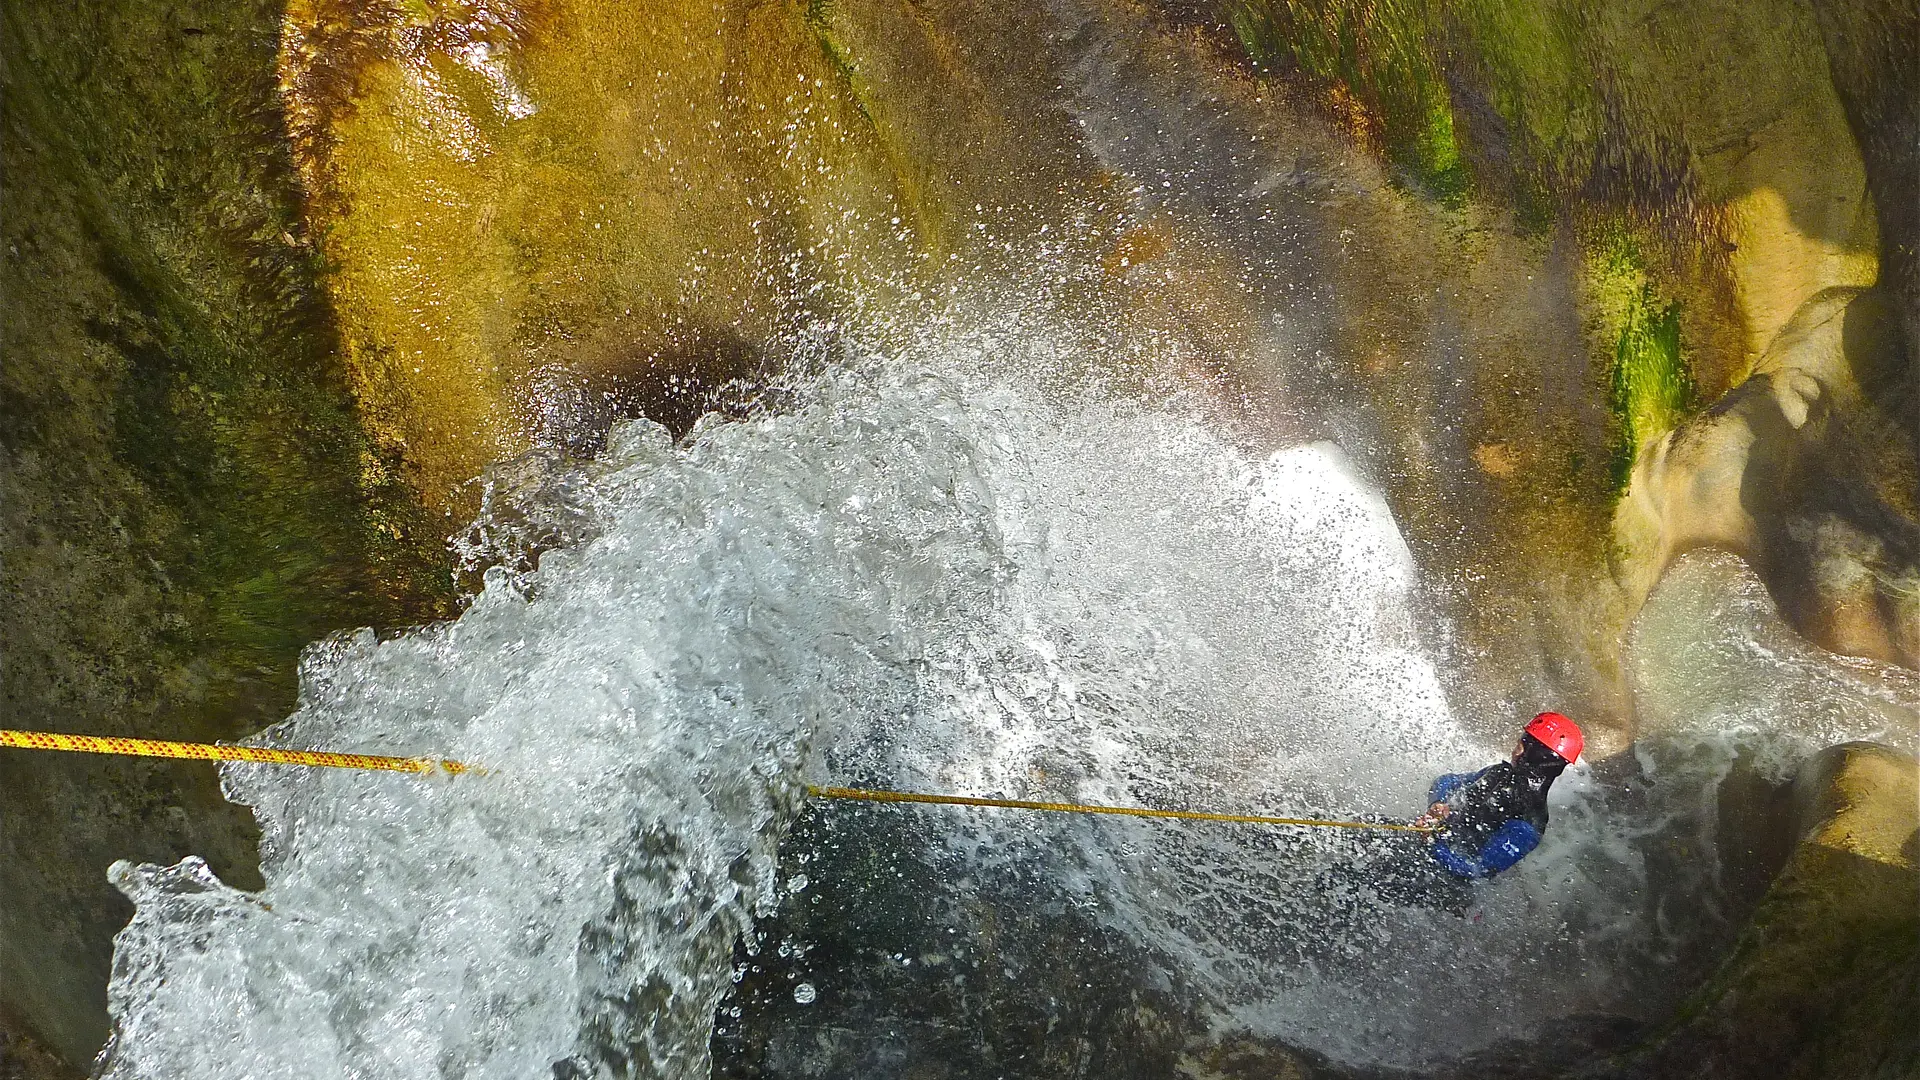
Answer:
1584, 229, 1697, 492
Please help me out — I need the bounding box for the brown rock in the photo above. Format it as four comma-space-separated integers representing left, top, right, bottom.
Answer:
1590, 742, 1919, 1080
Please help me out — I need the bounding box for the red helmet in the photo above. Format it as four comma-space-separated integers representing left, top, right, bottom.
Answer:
1524, 711, 1584, 763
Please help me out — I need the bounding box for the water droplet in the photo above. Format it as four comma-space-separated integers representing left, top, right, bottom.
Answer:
792, 982, 817, 1005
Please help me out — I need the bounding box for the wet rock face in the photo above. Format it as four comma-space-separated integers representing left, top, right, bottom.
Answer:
1590, 742, 1920, 1080
271, 0, 1104, 517
1595, 0, 1920, 672
1, 0, 453, 1069
1617, 287, 1920, 666
1808, 0, 1920, 367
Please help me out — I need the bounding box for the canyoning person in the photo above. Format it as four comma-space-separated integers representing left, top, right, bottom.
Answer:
1414, 711, 1583, 881
1306, 712, 1584, 917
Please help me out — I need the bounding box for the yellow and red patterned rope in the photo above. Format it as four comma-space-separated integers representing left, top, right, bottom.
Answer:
0, 730, 1426, 830
0, 729, 474, 775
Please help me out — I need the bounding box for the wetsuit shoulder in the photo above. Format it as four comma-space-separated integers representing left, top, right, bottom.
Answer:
1428, 762, 1551, 879
1428, 765, 1492, 805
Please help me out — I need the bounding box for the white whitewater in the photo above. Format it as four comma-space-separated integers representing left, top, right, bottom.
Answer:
97, 347, 1027, 1079
96, 310, 1917, 1077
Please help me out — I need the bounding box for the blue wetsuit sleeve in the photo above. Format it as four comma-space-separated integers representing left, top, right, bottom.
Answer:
1477, 820, 1541, 875
1427, 766, 1488, 805
1430, 839, 1482, 878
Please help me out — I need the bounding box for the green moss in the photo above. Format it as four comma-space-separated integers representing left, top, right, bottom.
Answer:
1412, 88, 1467, 202
1587, 231, 1696, 492
2, 0, 454, 1063
1219, 0, 1715, 235
1224, 0, 1466, 201
1608, 289, 1692, 487
805, 0, 875, 127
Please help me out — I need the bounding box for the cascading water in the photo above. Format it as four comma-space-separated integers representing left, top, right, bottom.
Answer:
94, 333, 1028, 1079
95, 293, 1916, 1078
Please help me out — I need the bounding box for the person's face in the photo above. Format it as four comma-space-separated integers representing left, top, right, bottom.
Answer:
1511, 739, 1527, 762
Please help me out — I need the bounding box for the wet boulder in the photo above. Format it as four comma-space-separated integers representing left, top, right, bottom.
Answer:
1589, 740, 1919, 1080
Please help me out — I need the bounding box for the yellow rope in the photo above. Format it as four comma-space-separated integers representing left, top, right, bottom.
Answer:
0, 729, 475, 775
0, 730, 1423, 831
806, 785, 1434, 833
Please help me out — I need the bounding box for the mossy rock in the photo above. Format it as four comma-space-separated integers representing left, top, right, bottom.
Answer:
1, 0, 453, 1067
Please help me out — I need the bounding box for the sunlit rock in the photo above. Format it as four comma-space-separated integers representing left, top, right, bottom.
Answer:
1595, 741, 1919, 1079
1617, 287, 1919, 666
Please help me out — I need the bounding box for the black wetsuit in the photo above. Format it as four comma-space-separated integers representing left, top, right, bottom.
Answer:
1308, 736, 1569, 916
1427, 735, 1567, 879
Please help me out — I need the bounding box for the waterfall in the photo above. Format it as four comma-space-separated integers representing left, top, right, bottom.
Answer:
94, 304, 1917, 1078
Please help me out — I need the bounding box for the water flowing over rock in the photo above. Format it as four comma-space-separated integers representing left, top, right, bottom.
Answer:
3, 0, 1917, 1076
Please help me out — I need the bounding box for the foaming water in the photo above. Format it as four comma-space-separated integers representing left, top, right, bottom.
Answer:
99, 351, 1027, 1079
95, 314, 1916, 1077
1631, 549, 1920, 761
